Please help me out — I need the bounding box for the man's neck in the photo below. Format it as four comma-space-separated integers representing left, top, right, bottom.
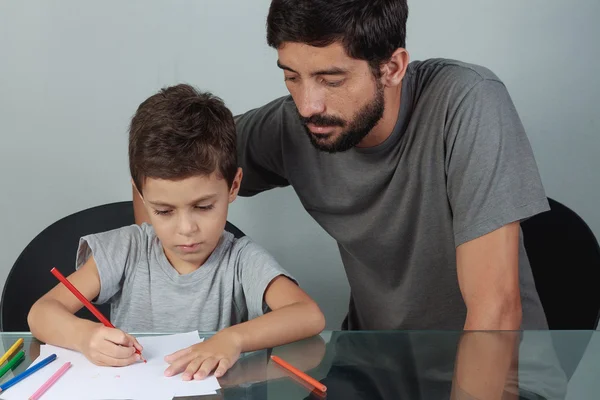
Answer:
356, 85, 402, 148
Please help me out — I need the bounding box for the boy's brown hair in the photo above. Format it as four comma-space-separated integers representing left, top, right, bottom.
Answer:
129, 84, 237, 193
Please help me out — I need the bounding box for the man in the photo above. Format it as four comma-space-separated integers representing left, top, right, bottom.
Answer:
134, 0, 550, 331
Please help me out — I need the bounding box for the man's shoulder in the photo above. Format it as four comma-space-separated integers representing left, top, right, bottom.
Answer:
408, 57, 502, 84
234, 95, 299, 130
406, 58, 510, 116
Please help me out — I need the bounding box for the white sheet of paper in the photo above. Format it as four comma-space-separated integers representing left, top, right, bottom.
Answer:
0, 332, 220, 400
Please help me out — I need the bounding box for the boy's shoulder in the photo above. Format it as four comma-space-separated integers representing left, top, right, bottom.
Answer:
220, 233, 272, 263
80, 223, 155, 247
89, 222, 154, 238
210, 232, 288, 277
77, 223, 157, 265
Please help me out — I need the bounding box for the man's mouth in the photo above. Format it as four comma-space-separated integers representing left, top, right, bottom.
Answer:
307, 123, 335, 135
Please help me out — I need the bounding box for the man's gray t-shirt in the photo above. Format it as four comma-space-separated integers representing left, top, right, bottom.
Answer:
76, 223, 294, 333
236, 58, 549, 330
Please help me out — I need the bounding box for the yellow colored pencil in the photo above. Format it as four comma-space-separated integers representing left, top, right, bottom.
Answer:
0, 338, 23, 365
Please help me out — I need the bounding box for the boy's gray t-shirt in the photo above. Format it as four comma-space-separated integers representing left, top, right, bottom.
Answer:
236, 58, 550, 330
76, 223, 294, 333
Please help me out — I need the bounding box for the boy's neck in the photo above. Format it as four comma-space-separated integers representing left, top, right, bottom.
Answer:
163, 247, 211, 275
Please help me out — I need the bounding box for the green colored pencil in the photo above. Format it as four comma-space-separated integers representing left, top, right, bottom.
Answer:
0, 350, 25, 380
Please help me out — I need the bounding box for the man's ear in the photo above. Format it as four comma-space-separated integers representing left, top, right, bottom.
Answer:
229, 168, 243, 203
380, 48, 410, 88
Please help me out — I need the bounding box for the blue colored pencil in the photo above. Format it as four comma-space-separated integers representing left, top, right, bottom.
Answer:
0, 354, 57, 393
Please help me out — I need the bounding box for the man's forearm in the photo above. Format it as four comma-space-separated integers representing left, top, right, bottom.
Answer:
451, 331, 519, 400
463, 301, 522, 331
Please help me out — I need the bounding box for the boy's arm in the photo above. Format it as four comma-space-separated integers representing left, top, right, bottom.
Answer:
28, 257, 101, 350
218, 335, 326, 388
224, 276, 325, 351
27, 257, 142, 366
164, 276, 325, 380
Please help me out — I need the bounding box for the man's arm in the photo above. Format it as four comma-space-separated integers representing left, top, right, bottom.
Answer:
132, 184, 150, 225
444, 75, 549, 330
451, 331, 519, 400
456, 222, 522, 330
235, 98, 291, 197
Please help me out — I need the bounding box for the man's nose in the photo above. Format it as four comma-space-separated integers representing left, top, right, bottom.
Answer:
296, 85, 326, 118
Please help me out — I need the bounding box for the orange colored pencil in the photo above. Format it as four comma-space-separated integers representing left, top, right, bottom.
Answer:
270, 355, 327, 393
50, 267, 146, 363
286, 370, 327, 399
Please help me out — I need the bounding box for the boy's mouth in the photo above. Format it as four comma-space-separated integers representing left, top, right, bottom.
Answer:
177, 243, 201, 253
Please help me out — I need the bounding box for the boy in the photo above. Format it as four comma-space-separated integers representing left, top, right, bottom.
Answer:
28, 84, 326, 381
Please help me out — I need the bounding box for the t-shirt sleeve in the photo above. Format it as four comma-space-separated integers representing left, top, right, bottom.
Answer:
75, 224, 146, 304
235, 238, 297, 320
445, 79, 550, 247
235, 96, 291, 197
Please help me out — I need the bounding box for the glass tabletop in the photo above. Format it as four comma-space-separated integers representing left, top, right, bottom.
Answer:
0, 330, 598, 399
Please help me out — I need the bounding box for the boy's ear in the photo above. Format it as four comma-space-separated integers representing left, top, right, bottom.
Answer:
228, 168, 243, 203
131, 179, 145, 204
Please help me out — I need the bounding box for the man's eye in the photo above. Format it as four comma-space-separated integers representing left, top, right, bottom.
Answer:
323, 79, 344, 87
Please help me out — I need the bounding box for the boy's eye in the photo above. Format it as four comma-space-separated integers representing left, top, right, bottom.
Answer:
153, 209, 172, 216
195, 204, 215, 211
284, 76, 298, 83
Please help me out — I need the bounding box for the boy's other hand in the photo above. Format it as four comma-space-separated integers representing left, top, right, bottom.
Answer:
80, 324, 143, 367
163, 331, 242, 380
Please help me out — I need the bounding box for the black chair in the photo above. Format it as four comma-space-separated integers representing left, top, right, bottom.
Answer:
522, 197, 600, 330
521, 197, 600, 381
0, 201, 245, 332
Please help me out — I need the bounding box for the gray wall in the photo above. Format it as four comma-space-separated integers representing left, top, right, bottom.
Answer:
1, 0, 598, 334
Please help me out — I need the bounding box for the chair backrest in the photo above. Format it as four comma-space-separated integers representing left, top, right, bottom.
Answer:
0, 201, 245, 331
521, 197, 600, 330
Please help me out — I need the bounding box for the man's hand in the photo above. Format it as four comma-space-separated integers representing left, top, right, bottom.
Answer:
164, 330, 243, 380
79, 324, 143, 367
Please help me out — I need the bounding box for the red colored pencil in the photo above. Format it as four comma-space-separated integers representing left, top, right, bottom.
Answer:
50, 267, 146, 363
270, 355, 327, 393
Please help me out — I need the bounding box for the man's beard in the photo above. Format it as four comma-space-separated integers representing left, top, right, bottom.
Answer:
298, 84, 385, 153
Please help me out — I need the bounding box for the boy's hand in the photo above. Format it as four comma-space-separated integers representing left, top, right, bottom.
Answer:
80, 324, 143, 367
164, 331, 242, 380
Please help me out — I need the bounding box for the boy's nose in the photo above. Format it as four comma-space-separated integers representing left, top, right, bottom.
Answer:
177, 217, 199, 236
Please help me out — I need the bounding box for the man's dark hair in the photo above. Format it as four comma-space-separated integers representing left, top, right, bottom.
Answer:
266, 0, 408, 76
129, 84, 237, 193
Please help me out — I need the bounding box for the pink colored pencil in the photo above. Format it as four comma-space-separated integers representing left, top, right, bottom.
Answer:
28, 362, 71, 400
